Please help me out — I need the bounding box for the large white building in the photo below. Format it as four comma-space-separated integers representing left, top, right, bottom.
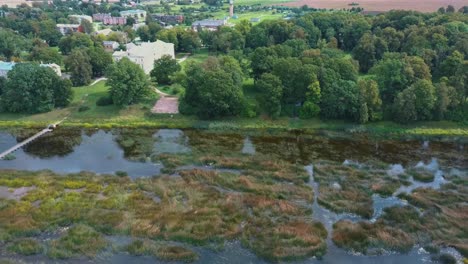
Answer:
112, 40, 175, 74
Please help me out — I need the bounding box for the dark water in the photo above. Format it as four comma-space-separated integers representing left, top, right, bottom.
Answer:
0, 128, 466, 263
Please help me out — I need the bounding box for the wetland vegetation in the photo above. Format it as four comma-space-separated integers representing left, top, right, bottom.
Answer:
0, 128, 466, 263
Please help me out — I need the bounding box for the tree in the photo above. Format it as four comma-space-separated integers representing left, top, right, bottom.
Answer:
150, 55, 181, 85
434, 78, 457, 120
80, 20, 94, 34
300, 76, 321, 119
65, 49, 92, 86
0, 29, 30, 61
106, 57, 150, 106
446, 5, 455, 13
58, 32, 93, 55
88, 46, 113, 77
180, 58, 244, 119
38, 20, 63, 46
358, 79, 382, 122
28, 45, 63, 65
272, 57, 317, 104
256, 73, 282, 118
393, 79, 436, 123
0, 63, 72, 113
319, 79, 360, 121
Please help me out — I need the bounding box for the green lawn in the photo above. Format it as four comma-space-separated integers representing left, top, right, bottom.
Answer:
180, 48, 211, 70
0, 80, 159, 126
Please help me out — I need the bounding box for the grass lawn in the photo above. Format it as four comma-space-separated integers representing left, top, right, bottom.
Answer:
0, 80, 159, 126
180, 48, 211, 70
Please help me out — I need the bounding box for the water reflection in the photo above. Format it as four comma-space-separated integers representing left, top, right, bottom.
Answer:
0, 130, 160, 178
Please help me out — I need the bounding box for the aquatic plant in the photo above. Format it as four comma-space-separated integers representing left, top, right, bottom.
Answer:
7, 238, 43, 255
47, 224, 108, 259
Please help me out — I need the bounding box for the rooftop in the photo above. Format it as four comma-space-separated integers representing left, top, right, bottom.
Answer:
120, 9, 146, 15
192, 19, 226, 27
0, 61, 16, 71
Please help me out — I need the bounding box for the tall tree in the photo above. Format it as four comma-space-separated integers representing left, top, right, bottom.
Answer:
150, 55, 181, 85
106, 57, 150, 106
65, 49, 92, 86
88, 46, 113, 77
256, 73, 282, 118
358, 79, 382, 122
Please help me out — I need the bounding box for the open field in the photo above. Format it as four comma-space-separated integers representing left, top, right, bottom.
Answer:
282, 0, 467, 12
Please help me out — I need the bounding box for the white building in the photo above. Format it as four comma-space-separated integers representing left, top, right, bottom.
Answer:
112, 40, 175, 74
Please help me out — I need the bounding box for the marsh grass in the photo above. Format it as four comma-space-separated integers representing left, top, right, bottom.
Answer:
123, 239, 198, 262
7, 238, 43, 255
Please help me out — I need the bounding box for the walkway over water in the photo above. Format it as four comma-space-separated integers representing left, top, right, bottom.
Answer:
0, 119, 64, 160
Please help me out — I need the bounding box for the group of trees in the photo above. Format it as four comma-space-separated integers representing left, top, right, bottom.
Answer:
178, 9, 467, 123
0, 64, 72, 113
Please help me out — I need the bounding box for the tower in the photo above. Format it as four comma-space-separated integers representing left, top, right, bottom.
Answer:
229, 0, 234, 18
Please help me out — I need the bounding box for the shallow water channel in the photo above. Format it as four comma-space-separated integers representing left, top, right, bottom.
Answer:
0, 128, 466, 263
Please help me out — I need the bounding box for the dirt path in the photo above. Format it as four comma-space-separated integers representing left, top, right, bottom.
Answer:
177, 54, 190, 63
151, 97, 179, 114
90, 77, 107, 86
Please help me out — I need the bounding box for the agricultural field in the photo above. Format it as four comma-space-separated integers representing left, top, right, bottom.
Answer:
282, 0, 467, 12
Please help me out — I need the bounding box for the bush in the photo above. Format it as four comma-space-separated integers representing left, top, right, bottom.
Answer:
115, 171, 128, 177
96, 96, 113, 106
7, 238, 42, 255
78, 106, 90, 112
241, 99, 258, 118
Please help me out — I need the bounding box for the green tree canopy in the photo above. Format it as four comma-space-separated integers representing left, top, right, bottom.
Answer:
65, 49, 92, 86
150, 55, 181, 85
106, 57, 150, 106
256, 73, 282, 118
180, 57, 244, 119
0, 63, 72, 113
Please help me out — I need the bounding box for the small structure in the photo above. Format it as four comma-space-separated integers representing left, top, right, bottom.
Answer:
120, 9, 147, 22
69, 15, 93, 24
112, 40, 175, 74
192, 19, 227, 31
103, 41, 119, 52
56, 24, 82, 35
250, 17, 260, 22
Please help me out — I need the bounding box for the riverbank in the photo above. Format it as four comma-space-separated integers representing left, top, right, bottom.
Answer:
0, 115, 466, 139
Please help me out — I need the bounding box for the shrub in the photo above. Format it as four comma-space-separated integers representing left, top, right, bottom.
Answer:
96, 96, 113, 106
7, 238, 42, 255
115, 171, 128, 177
78, 106, 90, 112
